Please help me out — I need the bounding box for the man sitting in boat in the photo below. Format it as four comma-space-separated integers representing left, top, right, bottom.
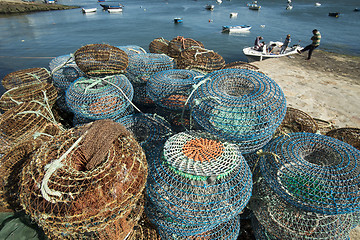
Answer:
254, 36, 265, 51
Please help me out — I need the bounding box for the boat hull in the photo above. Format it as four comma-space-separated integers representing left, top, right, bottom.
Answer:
222, 25, 251, 33
243, 42, 302, 62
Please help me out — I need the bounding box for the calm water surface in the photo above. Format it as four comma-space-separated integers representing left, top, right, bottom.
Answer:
0, 0, 359, 93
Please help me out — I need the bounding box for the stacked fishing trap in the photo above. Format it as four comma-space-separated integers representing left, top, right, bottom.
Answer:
167, 36, 204, 59
326, 127, 360, 150
65, 74, 134, 122
116, 45, 147, 57
149, 37, 170, 55
146, 131, 252, 238
19, 120, 148, 239
250, 132, 360, 239
1, 67, 52, 91
189, 68, 286, 154
222, 61, 260, 71
125, 53, 175, 106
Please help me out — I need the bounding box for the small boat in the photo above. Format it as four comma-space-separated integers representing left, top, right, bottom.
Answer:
243, 41, 302, 62
222, 25, 251, 33
286, 3, 293, 10
108, 8, 123, 13
82, 8, 97, 13
230, 12, 238, 18
354, 8, 360, 12
174, 17, 183, 23
100, 3, 123, 10
328, 12, 340, 17
315, 2, 321, 7
247, 1, 261, 10
205, 4, 215, 11
97, 0, 105, 2
216, 0, 222, 4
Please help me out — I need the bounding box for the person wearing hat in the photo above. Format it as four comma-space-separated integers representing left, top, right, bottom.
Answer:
280, 34, 291, 54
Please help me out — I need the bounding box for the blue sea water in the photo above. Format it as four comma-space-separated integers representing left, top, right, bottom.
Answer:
0, 0, 359, 94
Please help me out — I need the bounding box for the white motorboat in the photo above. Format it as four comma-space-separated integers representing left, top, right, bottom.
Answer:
247, 1, 261, 10
222, 25, 252, 33
81, 8, 97, 13
242, 41, 302, 62
286, 4, 293, 10
315, 2, 321, 7
205, 4, 215, 11
230, 12, 238, 18
108, 8, 123, 13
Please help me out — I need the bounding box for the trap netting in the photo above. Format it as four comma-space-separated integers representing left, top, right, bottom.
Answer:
146, 69, 203, 110
146, 131, 252, 236
0, 101, 64, 154
49, 54, 85, 92
0, 82, 57, 112
126, 53, 175, 84
249, 174, 354, 240
1, 67, 51, 91
259, 132, 360, 215
158, 215, 241, 240
115, 113, 173, 149
65, 75, 134, 120
176, 46, 226, 73
250, 213, 280, 240
116, 45, 147, 57
222, 61, 260, 71
190, 69, 286, 154
149, 37, 170, 55
167, 36, 204, 59
74, 44, 128, 76
127, 211, 161, 240
19, 120, 148, 239
0, 123, 60, 211
274, 106, 318, 138
313, 118, 335, 135
326, 127, 360, 150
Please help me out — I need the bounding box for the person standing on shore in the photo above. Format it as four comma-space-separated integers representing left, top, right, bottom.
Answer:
280, 34, 291, 54
297, 29, 321, 60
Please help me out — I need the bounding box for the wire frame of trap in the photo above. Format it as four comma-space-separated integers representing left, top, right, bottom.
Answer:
167, 36, 204, 59
149, 37, 170, 55
1, 67, 51, 91
190, 69, 286, 154
65, 75, 133, 120
19, 120, 148, 239
146, 131, 252, 236
326, 127, 360, 150
74, 43, 128, 76
259, 132, 360, 215
222, 61, 260, 71
249, 174, 354, 240
49, 54, 85, 92
116, 45, 147, 57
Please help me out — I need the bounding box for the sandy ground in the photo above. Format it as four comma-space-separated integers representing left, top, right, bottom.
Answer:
251, 50, 360, 129
251, 50, 360, 240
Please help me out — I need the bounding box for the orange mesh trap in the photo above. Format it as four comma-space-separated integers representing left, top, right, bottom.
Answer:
74, 44, 129, 76
149, 37, 170, 55
176, 46, 225, 73
19, 119, 148, 239
168, 36, 204, 58
1, 67, 51, 91
0, 82, 58, 112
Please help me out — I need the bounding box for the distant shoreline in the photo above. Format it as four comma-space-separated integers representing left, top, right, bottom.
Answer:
0, 0, 78, 14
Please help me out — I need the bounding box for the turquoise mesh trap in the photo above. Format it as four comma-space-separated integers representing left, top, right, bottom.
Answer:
65, 75, 134, 120
146, 69, 203, 111
116, 45, 147, 57
146, 131, 252, 236
126, 53, 175, 84
49, 54, 84, 92
250, 174, 354, 240
158, 215, 241, 240
259, 132, 360, 215
116, 113, 173, 149
190, 69, 286, 154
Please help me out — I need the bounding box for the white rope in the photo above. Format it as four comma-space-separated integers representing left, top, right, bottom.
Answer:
50, 54, 75, 76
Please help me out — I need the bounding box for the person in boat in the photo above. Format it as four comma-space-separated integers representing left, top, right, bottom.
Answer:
280, 34, 291, 54
254, 36, 265, 51
297, 29, 321, 60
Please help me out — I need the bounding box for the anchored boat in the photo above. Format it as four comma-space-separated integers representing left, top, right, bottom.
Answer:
222, 25, 252, 33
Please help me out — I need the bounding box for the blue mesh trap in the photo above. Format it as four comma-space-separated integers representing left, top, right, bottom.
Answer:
65, 75, 134, 120
146, 131, 252, 236
259, 132, 360, 215
125, 53, 175, 84
249, 173, 354, 240
146, 69, 203, 111
116, 113, 173, 149
189, 69, 286, 154
49, 54, 84, 91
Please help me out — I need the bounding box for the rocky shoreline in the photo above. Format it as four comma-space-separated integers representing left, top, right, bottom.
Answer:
0, 0, 78, 14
